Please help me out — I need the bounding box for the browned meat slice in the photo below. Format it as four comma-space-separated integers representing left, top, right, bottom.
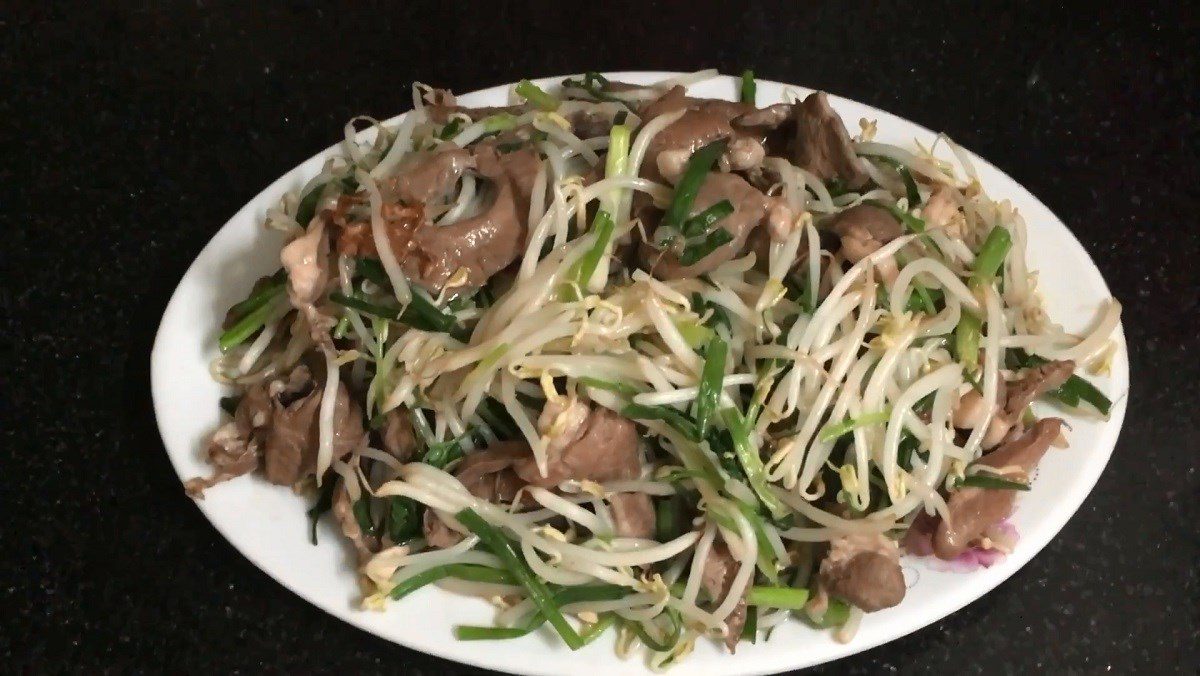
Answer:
828, 204, 903, 263
642, 172, 774, 279
333, 480, 380, 564
608, 493, 656, 539
1003, 360, 1075, 417
495, 145, 543, 216
261, 366, 365, 486
817, 533, 905, 612
733, 103, 793, 129
514, 403, 642, 487
700, 541, 748, 652
790, 92, 869, 189
380, 408, 417, 462
185, 366, 364, 495
401, 146, 526, 293
386, 147, 474, 205
933, 418, 1063, 560
954, 360, 1074, 449
423, 441, 529, 548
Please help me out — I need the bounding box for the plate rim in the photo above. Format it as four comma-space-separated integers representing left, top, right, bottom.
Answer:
151, 71, 1129, 676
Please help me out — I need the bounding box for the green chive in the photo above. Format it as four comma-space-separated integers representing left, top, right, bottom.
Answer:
746, 585, 811, 610
388, 563, 517, 600
662, 138, 728, 229
679, 227, 734, 266
680, 199, 734, 238
694, 334, 728, 439
817, 410, 892, 442
957, 474, 1031, 491
954, 310, 983, 370
515, 79, 560, 111
455, 509, 584, 650
219, 295, 283, 352
578, 376, 644, 398
622, 403, 700, 441
740, 69, 756, 105
971, 226, 1013, 287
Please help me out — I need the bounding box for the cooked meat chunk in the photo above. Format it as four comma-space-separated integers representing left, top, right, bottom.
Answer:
608, 493, 656, 539
261, 366, 365, 485
401, 145, 526, 293
920, 185, 960, 229
933, 418, 1063, 560
386, 147, 474, 205
818, 533, 906, 612
643, 172, 783, 278
638, 86, 765, 182
380, 408, 418, 462
1004, 360, 1075, 417
700, 541, 748, 652
185, 366, 364, 495
789, 92, 869, 188
423, 441, 529, 548
827, 203, 902, 282
954, 360, 1074, 449
515, 403, 642, 487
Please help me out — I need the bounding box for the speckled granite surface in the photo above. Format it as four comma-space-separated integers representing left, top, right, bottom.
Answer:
4, 3, 1197, 673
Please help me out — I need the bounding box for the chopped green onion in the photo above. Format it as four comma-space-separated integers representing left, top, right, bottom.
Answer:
560, 210, 616, 300
673, 317, 714, 349
422, 430, 472, 469
954, 310, 982, 370
602, 123, 631, 212
352, 498, 376, 536
694, 334, 728, 439
691, 292, 731, 332
898, 166, 921, 206
662, 138, 728, 229
219, 295, 283, 352
747, 585, 811, 610
679, 227, 734, 266
654, 494, 684, 542
454, 626, 528, 641
388, 563, 516, 600
622, 403, 700, 441
742, 604, 758, 642
456, 509, 584, 650
560, 72, 626, 104
515, 79, 560, 111
722, 409, 791, 521
437, 118, 463, 141
355, 258, 389, 286
957, 474, 1031, 491
1053, 373, 1113, 416
386, 496, 423, 543
578, 376, 644, 399
305, 478, 338, 545
580, 612, 618, 645
806, 598, 851, 628
226, 269, 287, 320
329, 290, 457, 334
627, 609, 682, 651
907, 283, 939, 315
740, 69, 756, 105
680, 199, 733, 238
818, 410, 892, 442
482, 113, 518, 133
478, 396, 520, 440
971, 226, 1013, 287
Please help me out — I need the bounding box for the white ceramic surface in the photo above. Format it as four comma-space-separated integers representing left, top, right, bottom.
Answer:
151, 72, 1129, 675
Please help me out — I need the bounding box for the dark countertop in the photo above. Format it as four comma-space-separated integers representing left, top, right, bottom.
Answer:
5, 3, 1197, 673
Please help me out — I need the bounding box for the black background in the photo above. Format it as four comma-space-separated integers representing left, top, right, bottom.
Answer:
5, 2, 1198, 673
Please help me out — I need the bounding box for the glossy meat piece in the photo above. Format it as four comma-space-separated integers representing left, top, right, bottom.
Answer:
608, 493, 656, 539
700, 541, 748, 652
933, 418, 1063, 560
401, 146, 525, 293
514, 404, 642, 487
817, 533, 905, 612
789, 92, 869, 188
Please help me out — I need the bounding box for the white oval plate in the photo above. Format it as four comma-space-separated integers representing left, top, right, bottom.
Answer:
152, 72, 1129, 675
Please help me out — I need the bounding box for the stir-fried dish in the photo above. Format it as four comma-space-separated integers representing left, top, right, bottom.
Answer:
185, 70, 1120, 665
